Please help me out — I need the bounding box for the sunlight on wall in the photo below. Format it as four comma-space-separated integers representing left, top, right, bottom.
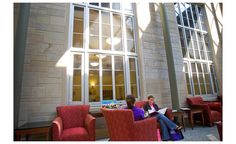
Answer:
136, 2, 151, 37
56, 49, 71, 68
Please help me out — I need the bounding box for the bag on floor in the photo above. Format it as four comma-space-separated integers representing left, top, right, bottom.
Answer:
169, 129, 184, 141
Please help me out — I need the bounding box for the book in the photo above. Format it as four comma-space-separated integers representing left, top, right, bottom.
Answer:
158, 107, 167, 115
148, 107, 167, 115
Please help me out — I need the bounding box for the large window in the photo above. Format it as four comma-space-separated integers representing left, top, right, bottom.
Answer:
69, 3, 139, 106
175, 3, 218, 96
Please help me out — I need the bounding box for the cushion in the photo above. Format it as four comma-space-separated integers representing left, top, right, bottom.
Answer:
61, 127, 89, 141
57, 105, 89, 129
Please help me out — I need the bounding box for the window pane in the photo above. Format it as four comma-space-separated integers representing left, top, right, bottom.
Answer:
74, 20, 83, 33
194, 84, 200, 95
191, 5, 199, 29
113, 14, 122, 51
101, 3, 110, 8
187, 84, 192, 94
191, 63, 196, 72
125, 16, 135, 52
126, 16, 134, 39
89, 10, 99, 49
90, 9, 99, 22
199, 74, 204, 83
210, 65, 218, 93
129, 58, 138, 97
73, 34, 83, 48
200, 51, 205, 60
126, 16, 135, 52
189, 49, 194, 58
90, 22, 99, 35
74, 55, 82, 69
73, 86, 81, 101
73, 7, 84, 48
124, 3, 133, 12
89, 36, 99, 49
89, 3, 99, 6
186, 4, 194, 28
89, 54, 99, 102
193, 74, 198, 83
127, 40, 135, 53
201, 84, 206, 94
175, 4, 181, 25
195, 50, 200, 59
73, 55, 82, 101
102, 37, 110, 50
203, 64, 208, 73
205, 74, 210, 83
74, 7, 83, 19
115, 56, 125, 100
102, 11, 110, 24
102, 12, 111, 50
102, 56, 112, 100
197, 63, 202, 73
206, 84, 212, 94
180, 4, 188, 26
112, 3, 120, 10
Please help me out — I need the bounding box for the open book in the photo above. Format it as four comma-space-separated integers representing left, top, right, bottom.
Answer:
148, 107, 167, 115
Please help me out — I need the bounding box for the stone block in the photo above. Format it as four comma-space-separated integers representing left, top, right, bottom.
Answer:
32, 87, 46, 98
50, 16, 65, 26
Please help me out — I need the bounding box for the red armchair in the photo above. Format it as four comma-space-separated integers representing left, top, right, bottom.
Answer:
52, 105, 96, 141
101, 108, 157, 141
135, 101, 174, 128
186, 96, 222, 126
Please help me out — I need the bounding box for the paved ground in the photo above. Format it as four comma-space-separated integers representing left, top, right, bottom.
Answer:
97, 124, 221, 141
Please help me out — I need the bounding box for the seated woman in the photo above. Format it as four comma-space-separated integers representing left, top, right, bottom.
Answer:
125, 94, 144, 121
143, 95, 182, 141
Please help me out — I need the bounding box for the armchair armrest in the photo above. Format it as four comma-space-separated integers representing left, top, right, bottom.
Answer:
52, 117, 63, 141
207, 102, 222, 112
165, 108, 174, 121
133, 117, 157, 141
84, 114, 96, 141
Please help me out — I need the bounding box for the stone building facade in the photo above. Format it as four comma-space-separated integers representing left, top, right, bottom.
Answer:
14, 3, 222, 127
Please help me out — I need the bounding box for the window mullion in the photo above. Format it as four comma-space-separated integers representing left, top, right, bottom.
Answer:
122, 11, 130, 94
112, 55, 116, 100
135, 58, 140, 97
84, 4, 89, 104
99, 55, 103, 102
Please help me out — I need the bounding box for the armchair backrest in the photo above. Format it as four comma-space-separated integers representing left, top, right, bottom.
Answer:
187, 96, 204, 105
135, 101, 147, 108
100, 108, 134, 141
56, 105, 89, 129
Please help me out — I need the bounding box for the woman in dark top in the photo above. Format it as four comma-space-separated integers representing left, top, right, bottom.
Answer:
143, 95, 182, 141
125, 95, 144, 121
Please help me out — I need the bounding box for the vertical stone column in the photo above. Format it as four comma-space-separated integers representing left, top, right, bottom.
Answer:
159, 3, 188, 108
14, 3, 30, 128
136, 3, 172, 107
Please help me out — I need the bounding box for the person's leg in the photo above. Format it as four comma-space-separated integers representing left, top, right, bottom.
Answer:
156, 113, 177, 130
158, 118, 171, 140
